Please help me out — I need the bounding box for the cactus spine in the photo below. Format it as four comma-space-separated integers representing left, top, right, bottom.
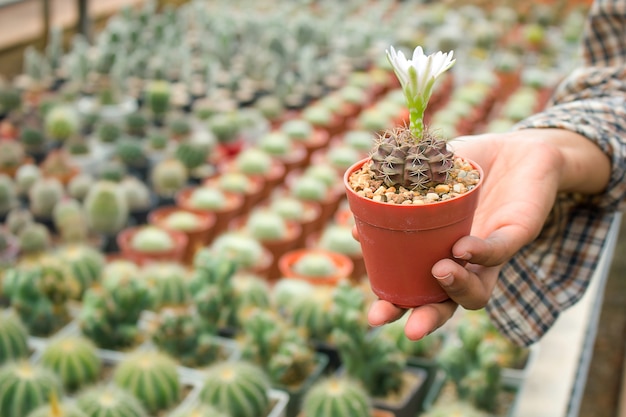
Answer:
0, 310, 30, 365
113, 350, 181, 414
0, 360, 64, 417
301, 376, 372, 417
76, 384, 148, 417
199, 361, 271, 417
39, 336, 102, 392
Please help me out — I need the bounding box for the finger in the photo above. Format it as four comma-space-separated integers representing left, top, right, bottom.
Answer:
351, 225, 360, 242
451, 227, 530, 267
367, 299, 406, 327
431, 258, 498, 310
404, 300, 458, 340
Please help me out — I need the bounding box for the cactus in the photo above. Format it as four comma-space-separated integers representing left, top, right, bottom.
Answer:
206, 112, 242, 144
28, 397, 89, 417
280, 119, 313, 143
0, 140, 26, 170
57, 245, 105, 297
52, 198, 89, 243
174, 140, 210, 171
115, 139, 148, 170
39, 150, 77, 179
113, 350, 181, 414
318, 225, 361, 257
217, 172, 253, 195
379, 316, 445, 360
163, 210, 203, 232
40, 336, 102, 392
150, 159, 188, 198
290, 175, 328, 202
19, 126, 46, 153
76, 384, 148, 417
211, 232, 265, 270
288, 287, 334, 342
96, 121, 122, 144
5, 208, 34, 236
301, 376, 372, 417
303, 163, 339, 189
326, 145, 361, 171
129, 225, 175, 252
151, 306, 223, 368
0, 310, 30, 365
44, 105, 79, 143
293, 252, 338, 278
3, 255, 78, 336
199, 361, 271, 417
0, 360, 63, 417
436, 341, 472, 397
98, 160, 128, 183
29, 177, 64, 220
145, 80, 171, 122
119, 176, 152, 213
168, 117, 192, 139
140, 262, 189, 308
0, 86, 22, 114
147, 131, 169, 151
188, 187, 228, 210
67, 174, 94, 202
83, 180, 129, 236
125, 112, 148, 137
269, 196, 307, 223
14, 164, 41, 197
234, 148, 273, 176
258, 131, 292, 158
0, 174, 17, 216
17, 222, 51, 256
245, 210, 288, 241
79, 260, 152, 349
343, 130, 375, 153
232, 273, 271, 313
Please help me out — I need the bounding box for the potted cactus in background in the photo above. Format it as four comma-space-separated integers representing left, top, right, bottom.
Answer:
0, 311, 30, 365
0, 360, 63, 417
344, 45, 483, 308
83, 180, 129, 253
278, 248, 353, 287
117, 224, 188, 265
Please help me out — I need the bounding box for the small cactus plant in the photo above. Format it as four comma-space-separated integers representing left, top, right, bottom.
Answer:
28, 177, 64, 220
0, 140, 26, 171
27, 397, 89, 417
145, 80, 171, 123
292, 252, 338, 278
211, 232, 265, 271
17, 222, 51, 256
52, 198, 89, 243
188, 187, 228, 211
317, 225, 362, 257
290, 175, 328, 202
150, 159, 189, 199
301, 375, 373, 417
234, 148, 273, 176
174, 140, 210, 171
140, 262, 190, 309
199, 361, 271, 417
95, 121, 122, 144
39, 336, 102, 392
0, 360, 64, 417
120, 176, 153, 213
0, 310, 30, 365
0, 174, 17, 216
76, 384, 148, 417
57, 243, 105, 296
83, 180, 129, 236
245, 209, 289, 242
44, 105, 79, 143
67, 173, 94, 202
129, 225, 176, 252
5, 207, 34, 236
14, 164, 41, 198
113, 350, 181, 414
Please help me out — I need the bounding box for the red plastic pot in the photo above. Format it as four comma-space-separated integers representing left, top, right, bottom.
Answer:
343, 158, 483, 308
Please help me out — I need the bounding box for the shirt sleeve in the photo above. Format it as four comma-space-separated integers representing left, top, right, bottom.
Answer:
485, 0, 626, 346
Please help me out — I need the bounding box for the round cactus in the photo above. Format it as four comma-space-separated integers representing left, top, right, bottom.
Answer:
0, 140, 25, 170
83, 180, 129, 235
257, 131, 292, 158
420, 402, 489, 417
175, 140, 209, 171
98, 160, 127, 183
188, 187, 227, 211
326, 145, 361, 171
301, 375, 372, 417
57, 245, 105, 296
14, 164, 41, 197
116, 139, 148, 169
53, 198, 89, 243
269, 197, 306, 222
67, 174, 95, 202
290, 175, 328, 202
44, 105, 79, 143
5, 207, 34, 236
293, 253, 338, 278
232, 273, 271, 312
245, 210, 288, 241
0, 310, 30, 365
125, 112, 148, 137
40, 336, 102, 392
280, 119, 313, 142
343, 130, 376, 153
217, 172, 251, 195
150, 159, 188, 199
318, 225, 361, 257
211, 232, 265, 270
199, 361, 271, 417
27, 398, 89, 417
29, 177, 64, 220
303, 163, 339, 188
0, 174, 17, 216
129, 226, 175, 252
119, 176, 152, 213
96, 121, 122, 144
76, 384, 148, 417
289, 288, 334, 342
163, 210, 203, 232
17, 222, 51, 255
113, 350, 181, 414
145, 80, 171, 120
234, 148, 273, 176
140, 262, 190, 308
0, 360, 64, 417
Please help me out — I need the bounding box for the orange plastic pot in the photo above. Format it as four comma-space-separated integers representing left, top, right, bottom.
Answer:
343, 158, 483, 308
278, 248, 354, 287
117, 225, 188, 266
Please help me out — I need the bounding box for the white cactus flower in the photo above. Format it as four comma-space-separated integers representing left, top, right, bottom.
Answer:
386, 46, 455, 137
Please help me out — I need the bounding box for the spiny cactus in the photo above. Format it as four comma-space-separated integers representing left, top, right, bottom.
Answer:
52, 198, 89, 243
379, 316, 445, 360
96, 121, 122, 144
141, 262, 190, 309
79, 260, 152, 349
29, 177, 64, 220
115, 138, 148, 170
0, 310, 30, 365
289, 288, 334, 342
44, 105, 79, 143
83, 180, 129, 236
120, 176, 152, 213
290, 175, 328, 202
318, 225, 361, 257
27, 397, 89, 417
0, 174, 17, 216
5, 207, 34, 236
150, 159, 188, 199
245, 210, 288, 241
301, 376, 372, 417
57, 245, 105, 297
174, 140, 210, 171
125, 111, 148, 137
234, 148, 273, 176
199, 361, 271, 417
98, 160, 127, 183
113, 350, 181, 414
293, 252, 338, 278
211, 232, 265, 271
187, 187, 228, 211
0, 360, 64, 417
14, 164, 41, 197
3, 255, 78, 336
0, 140, 26, 170
67, 174, 94, 202
17, 222, 51, 256
151, 306, 223, 368
232, 273, 271, 313
129, 225, 176, 252
39, 335, 102, 392
76, 384, 148, 417
145, 80, 171, 122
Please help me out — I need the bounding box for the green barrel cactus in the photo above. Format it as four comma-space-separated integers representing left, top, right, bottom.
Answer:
187, 187, 228, 211
113, 350, 181, 414
67, 174, 95, 202
115, 139, 148, 170
83, 180, 129, 236
76, 384, 148, 417
29, 177, 64, 220
52, 198, 89, 243
5, 207, 33, 236
234, 148, 273, 176
40, 336, 102, 392
125, 112, 148, 137
293, 252, 338, 278
199, 361, 271, 417
245, 210, 288, 241
318, 225, 362, 257
145, 80, 171, 122
0, 310, 30, 365
211, 232, 265, 271
57, 245, 105, 297
27, 399, 89, 417
289, 289, 333, 342
140, 262, 190, 309
290, 175, 328, 202
175, 140, 210, 171
0, 360, 64, 417
129, 225, 175, 252
150, 159, 188, 199
16, 222, 51, 256
96, 121, 122, 144
301, 376, 372, 417
44, 104, 79, 143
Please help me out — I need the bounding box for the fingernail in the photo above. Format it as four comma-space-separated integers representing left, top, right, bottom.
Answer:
434, 273, 454, 287
454, 251, 472, 261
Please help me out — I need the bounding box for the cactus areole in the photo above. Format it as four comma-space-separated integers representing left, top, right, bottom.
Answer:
343, 46, 483, 308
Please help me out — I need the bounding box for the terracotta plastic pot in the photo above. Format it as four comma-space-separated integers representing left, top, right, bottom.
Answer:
117, 225, 188, 266
343, 158, 483, 308
278, 248, 354, 287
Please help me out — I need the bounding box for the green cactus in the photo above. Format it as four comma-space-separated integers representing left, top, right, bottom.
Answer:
0, 140, 26, 170
151, 306, 223, 368
76, 384, 148, 417
0, 310, 30, 365
40, 335, 102, 392
188, 187, 228, 211
17, 222, 51, 256
199, 361, 271, 417
456, 310, 495, 360
0, 174, 17, 216
269, 197, 307, 223
326, 145, 361, 171
83, 180, 129, 235
96, 121, 122, 144
174, 140, 210, 171
343, 130, 375, 153
168, 117, 192, 139
379, 317, 445, 360
147, 131, 169, 151
211, 232, 265, 270
0, 86, 22, 114
145, 80, 171, 121
303, 163, 340, 189
119, 176, 152, 213
234, 148, 273, 176
206, 112, 242, 144
293, 252, 338, 278
44, 105, 79, 143
289, 288, 334, 342
98, 160, 128, 183
29, 177, 64, 220
217, 172, 252, 195
5, 208, 34, 236
113, 350, 181, 414
150, 159, 188, 198
436, 341, 472, 397
290, 175, 328, 202
163, 210, 203, 232
318, 225, 361, 257
79, 260, 152, 349
232, 273, 271, 313
129, 225, 175, 252
280, 119, 313, 143
57, 245, 105, 297
115, 139, 148, 169
27, 398, 89, 417
53, 198, 89, 243
301, 375, 372, 417
141, 262, 189, 309
258, 131, 292, 158
19, 126, 46, 153
125, 112, 148, 137
0, 360, 64, 417
14, 164, 41, 197
245, 209, 288, 242
3, 255, 78, 336
255, 94, 285, 122
67, 174, 94, 202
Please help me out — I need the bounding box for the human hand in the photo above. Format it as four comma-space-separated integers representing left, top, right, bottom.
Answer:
362, 128, 611, 340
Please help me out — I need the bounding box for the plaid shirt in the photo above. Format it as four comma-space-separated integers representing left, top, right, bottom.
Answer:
486, 0, 626, 346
